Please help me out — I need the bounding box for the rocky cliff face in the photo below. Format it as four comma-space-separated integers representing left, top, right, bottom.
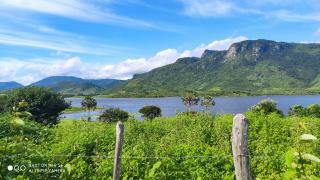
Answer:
225, 39, 287, 61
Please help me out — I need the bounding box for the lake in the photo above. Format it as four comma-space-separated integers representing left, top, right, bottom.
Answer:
62, 95, 320, 120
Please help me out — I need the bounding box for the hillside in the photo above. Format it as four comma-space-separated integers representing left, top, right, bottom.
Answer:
0, 81, 23, 92
107, 39, 320, 97
31, 76, 124, 95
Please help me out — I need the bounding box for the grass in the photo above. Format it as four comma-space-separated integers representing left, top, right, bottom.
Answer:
63, 106, 103, 113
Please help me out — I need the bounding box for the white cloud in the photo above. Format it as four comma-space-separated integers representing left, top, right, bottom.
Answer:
178, 0, 320, 23
0, 0, 153, 28
179, 0, 235, 17
0, 36, 247, 85
180, 36, 248, 57
0, 27, 126, 55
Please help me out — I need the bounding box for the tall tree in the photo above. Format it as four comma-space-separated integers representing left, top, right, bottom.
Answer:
81, 96, 97, 121
201, 95, 215, 113
181, 90, 200, 112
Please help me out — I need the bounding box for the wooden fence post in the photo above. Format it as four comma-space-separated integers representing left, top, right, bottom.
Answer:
231, 114, 252, 180
113, 121, 124, 180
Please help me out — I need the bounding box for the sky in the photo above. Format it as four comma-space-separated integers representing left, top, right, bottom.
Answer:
0, 0, 320, 85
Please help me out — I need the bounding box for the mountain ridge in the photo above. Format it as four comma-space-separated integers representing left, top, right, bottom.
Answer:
105, 39, 320, 97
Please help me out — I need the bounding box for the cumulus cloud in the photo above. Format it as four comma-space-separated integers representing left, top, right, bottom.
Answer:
1, 36, 247, 85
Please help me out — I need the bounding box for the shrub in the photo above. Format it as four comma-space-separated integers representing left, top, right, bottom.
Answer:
201, 95, 215, 112
139, 105, 161, 119
250, 99, 283, 115
81, 96, 97, 121
0, 94, 8, 113
5, 87, 70, 125
181, 90, 200, 112
306, 104, 320, 118
98, 108, 129, 123
288, 105, 307, 117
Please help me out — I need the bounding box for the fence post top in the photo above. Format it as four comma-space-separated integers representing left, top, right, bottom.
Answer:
233, 114, 246, 120
117, 121, 124, 126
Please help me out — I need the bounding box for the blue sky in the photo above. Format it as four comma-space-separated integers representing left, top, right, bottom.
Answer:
0, 0, 320, 85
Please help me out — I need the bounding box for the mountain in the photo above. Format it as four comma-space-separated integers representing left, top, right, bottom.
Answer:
0, 81, 23, 92
107, 39, 320, 97
31, 76, 124, 95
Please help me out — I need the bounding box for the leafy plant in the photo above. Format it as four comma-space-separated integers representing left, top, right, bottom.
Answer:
98, 108, 129, 123
5, 87, 70, 125
139, 105, 161, 120
288, 105, 307, 117
306, 104, 320, 118
284, 122, 320, 179
200, 95, 215, 112
81, 96, 97, 121
181, 90, 200, 112
250, 98, 283, 115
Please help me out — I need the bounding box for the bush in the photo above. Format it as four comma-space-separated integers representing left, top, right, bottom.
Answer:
250, 99, 283, 115
306, 104, 320, 118
288, 105, 307, 117
0, 94, 8, 113
5, 87, 70, 125
98, 108, 129, 123
139, 105, 161, 119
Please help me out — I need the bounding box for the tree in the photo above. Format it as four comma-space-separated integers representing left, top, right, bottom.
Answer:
98, 108, 129, 123
306, 104, 320, 118
250, 99, 283, 116
81, 96, 97, 121
139, 105, 161, 120
181, 90, 200, 112
5, 87, 70, 126
288, 105, 307, 117
0, 94, 8, 113
201, 95, 215, 112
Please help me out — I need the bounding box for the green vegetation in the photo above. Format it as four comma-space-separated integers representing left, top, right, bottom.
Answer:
181, 90, 200, 112
1, 88, 319, 178
30, 76, 125, 96
289, 104, 320, 118
4, 87, 70, 125
201, 95, 215, 112
1, 111, 319, 179
250, 98, 283, 116
139, 105, 162, 119
63, 106, 103, 113
106, 40, 320, 97
81, 96, 97, 121
98, 108, 129, 123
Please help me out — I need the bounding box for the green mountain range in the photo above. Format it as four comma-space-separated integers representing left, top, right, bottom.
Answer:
0, 81, 23, 92
106, 39, 320, 97
28, 76, 124, 95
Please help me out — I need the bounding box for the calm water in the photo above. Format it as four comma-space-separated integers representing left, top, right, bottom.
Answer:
62, 95, 320, 120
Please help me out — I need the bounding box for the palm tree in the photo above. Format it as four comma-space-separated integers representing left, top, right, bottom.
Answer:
81, 96, 97, 121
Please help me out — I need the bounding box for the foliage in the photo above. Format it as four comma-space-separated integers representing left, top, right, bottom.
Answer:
5, 87, 70, 125
0, 94, 8, 113
250, 98, 283, 115
181, 90, 200, 112
1, 110, 320, 179
284, 122, 320, 179
306, 104, 320, 118
201, 95, 215, 112
288, 105, 307, 117
139, 105, 161, 120
81, 96, 97, 121
98, 108, 129, 123
288, 104, 320, 118
81, 96, 97, 112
